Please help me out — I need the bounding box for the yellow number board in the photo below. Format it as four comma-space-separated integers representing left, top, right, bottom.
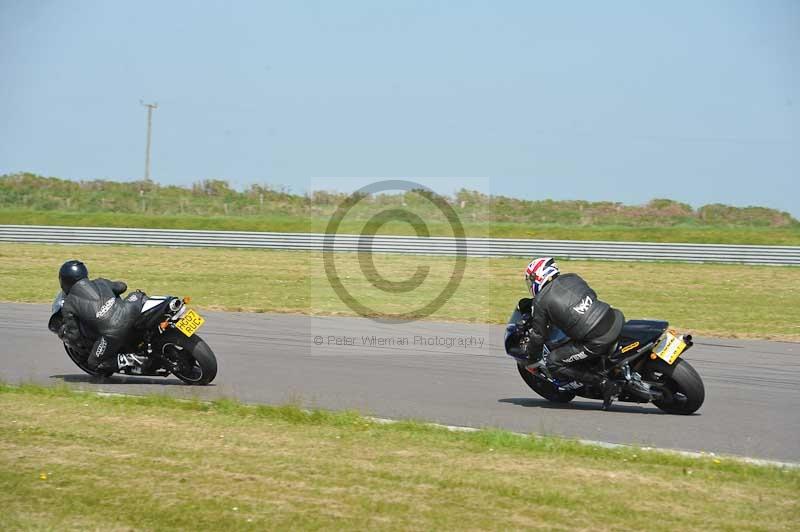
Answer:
653, 331, 687, 365
175, 309, 205, 337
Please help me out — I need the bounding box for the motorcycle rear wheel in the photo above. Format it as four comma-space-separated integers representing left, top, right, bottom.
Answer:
644, 358, 705, 415
517, 363, 575, 403
162, 332, 218, 385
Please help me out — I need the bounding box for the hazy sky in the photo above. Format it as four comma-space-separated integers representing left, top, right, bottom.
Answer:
1, 0, 798, 215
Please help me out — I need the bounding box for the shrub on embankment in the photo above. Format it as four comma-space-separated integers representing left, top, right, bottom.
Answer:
2, 172, 797, 228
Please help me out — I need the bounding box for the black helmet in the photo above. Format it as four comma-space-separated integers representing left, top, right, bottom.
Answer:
59, 260, 88, 294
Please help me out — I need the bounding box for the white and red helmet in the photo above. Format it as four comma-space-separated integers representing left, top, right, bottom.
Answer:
525, 257, 560, 297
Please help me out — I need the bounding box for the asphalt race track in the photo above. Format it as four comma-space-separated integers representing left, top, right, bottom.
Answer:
2, 303, 798, 462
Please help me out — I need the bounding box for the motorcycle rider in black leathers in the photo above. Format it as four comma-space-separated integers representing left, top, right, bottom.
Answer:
520, 257, 650, 407
56, 260, 144, 373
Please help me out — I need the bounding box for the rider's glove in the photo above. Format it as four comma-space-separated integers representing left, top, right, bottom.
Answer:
58, 324, 79, 342
515, 313, 532, 330
524, 336, 544, 363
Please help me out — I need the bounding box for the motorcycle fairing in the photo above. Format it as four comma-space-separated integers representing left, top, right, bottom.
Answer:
504, 306, 569, 362
48, 291, 65, 333
142, 296, 167, 312
618, 320, 669, 345
505, 305, 669, 362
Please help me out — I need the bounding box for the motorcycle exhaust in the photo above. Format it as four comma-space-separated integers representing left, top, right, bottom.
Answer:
168, 298, 189, 322
168, 298, 183, 313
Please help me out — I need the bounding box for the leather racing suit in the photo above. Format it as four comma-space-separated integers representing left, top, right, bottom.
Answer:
59, 278, 144, 371
526, 273, 624, 385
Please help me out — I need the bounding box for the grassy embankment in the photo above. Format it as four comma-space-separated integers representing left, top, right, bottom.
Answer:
3, 208, 800, 245
3, 172, 799, 244
1, 384, 798, 530
2, 243, 798, 340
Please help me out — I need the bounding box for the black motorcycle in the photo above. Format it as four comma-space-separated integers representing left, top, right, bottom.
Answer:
48, 292, 218, 385
505, 301, 704, 414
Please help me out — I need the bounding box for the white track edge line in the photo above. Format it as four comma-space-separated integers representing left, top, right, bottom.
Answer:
83, 389, 799, 470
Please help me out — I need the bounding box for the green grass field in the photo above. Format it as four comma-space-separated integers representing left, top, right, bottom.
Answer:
3, 208, 800, 244
1, 243, 798, 339
1, 384, 797, 531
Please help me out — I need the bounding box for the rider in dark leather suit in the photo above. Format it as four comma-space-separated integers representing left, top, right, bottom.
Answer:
57, 260, 143, 372
522, 258, 650, 404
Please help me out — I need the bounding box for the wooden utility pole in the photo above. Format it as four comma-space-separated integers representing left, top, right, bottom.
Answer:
140, 101, 158, 181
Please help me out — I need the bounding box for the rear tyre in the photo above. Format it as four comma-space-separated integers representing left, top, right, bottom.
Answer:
517, 363, 575, 403
64, 344, 114, 378
644, 358, 705, 415
162, 333, 218, 385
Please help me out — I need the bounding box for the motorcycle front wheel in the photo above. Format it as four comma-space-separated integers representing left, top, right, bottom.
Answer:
64, 344, 115, 378
516, 363, 575, 403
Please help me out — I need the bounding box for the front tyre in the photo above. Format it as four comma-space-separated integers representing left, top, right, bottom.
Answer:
517, 363, 575, 403
64, 344, 114, 378
644, 358, 705, 415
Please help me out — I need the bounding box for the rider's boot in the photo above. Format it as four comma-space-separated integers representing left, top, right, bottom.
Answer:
555, 380, 584, 392
116, 353, 144, 372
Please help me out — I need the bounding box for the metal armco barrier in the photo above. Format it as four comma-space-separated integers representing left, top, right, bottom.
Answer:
1, 225, 798, 265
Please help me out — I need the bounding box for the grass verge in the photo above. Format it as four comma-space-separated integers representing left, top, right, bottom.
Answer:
2, 243, 799, 339
3, 208, 800, 245
1, 384, 798, 531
